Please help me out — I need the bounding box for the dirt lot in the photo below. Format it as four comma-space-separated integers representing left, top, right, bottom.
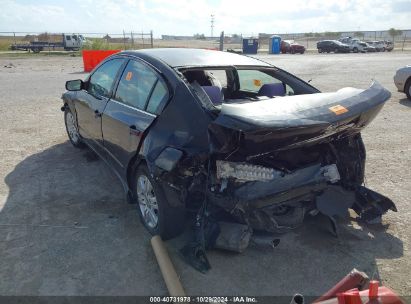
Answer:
0, 52, 410, 298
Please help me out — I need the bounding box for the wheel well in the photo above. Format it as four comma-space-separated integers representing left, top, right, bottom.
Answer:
405, 76, 411, 88
126, 154, 145, 202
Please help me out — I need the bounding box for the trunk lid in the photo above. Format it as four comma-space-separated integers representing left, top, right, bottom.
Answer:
209, 81, 390, 154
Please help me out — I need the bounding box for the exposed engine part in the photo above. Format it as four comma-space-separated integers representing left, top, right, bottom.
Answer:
216, 160, 283, 182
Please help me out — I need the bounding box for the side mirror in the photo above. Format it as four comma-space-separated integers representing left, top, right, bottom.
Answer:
66, 79, 84, 91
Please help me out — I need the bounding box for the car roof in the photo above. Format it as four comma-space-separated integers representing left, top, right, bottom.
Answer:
121, 48, 271, 68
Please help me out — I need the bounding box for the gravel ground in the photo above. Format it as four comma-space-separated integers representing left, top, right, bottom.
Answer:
0, 52, 410, 297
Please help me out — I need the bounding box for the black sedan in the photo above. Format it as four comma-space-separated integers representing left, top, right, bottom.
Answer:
62, 48, 396, 247
317, 40, 350, 53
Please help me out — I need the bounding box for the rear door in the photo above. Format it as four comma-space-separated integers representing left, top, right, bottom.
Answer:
102, 58, 170, 172
75, 58, 126, 149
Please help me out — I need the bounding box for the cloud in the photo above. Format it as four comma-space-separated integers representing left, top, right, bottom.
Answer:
0, 0, 409, 36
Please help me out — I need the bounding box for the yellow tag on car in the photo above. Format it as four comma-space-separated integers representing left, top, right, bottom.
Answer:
253, 79, 262, 87
329, 105, 348, 115
125, 71, 133, 81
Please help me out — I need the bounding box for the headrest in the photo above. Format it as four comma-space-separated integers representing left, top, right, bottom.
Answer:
257, 83, 286, 97
202, 86, 223, 105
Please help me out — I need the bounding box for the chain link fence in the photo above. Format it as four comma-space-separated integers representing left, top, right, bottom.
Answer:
0, 30, 410, 52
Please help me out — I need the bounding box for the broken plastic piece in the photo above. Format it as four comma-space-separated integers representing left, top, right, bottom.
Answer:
250, 232, 281, 249
321, 164, 341, 183
213, 222, 252, 253
179, 243, 211, 274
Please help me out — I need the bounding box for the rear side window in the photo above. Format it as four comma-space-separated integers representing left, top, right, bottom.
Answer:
88, 58, 125, 98
238, 70, 281, 92
146, 80, 168, 114
115, 60, 158, 110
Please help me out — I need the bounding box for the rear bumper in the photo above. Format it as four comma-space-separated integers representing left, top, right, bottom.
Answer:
209, 162, 396, 233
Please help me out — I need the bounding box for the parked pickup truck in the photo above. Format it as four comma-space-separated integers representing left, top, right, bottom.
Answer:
10, 33, 85, 53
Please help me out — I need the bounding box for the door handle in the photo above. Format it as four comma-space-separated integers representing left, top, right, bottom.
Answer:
94, 109, 102, 118
129, 125, 141, 136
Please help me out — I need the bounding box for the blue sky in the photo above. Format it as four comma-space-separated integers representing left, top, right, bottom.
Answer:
0, 0, 410, 36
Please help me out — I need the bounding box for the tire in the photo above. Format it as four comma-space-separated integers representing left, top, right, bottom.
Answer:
334, 48, 339, 53
353, 47, 358, 53
405, 78, 411, 100
64, 108, 85, 148
132, 164, 186, 240
318, 49, 322, 53
382, 47, 386, 52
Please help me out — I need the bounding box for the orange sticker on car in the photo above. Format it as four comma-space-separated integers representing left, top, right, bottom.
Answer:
253, 79, 262, 87
329, 105, 348, 115
125, 71, 133, 81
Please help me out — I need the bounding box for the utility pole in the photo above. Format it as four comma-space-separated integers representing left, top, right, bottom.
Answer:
210, 14, 215, 38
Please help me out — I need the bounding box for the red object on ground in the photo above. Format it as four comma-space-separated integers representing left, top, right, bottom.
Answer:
314, 269, 369, 303
82, 50, 121, 72
341, 289, 362, 304
369, 280, 380, 300
316, 286, 405, 304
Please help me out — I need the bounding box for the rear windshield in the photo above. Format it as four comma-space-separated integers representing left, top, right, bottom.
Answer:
179, 66, 319, 108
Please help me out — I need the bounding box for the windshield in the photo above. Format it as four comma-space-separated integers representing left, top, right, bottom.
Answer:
179, 66, 319, 108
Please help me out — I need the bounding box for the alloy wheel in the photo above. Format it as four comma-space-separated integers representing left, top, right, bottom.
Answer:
137, 175, 159, 228
66, 112, 80, 144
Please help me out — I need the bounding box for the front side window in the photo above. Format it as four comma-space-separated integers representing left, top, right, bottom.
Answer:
115, 60, 158, 110
88, 58, 125, 98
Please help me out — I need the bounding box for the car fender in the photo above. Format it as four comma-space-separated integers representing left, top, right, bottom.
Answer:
61, 92, 79, 122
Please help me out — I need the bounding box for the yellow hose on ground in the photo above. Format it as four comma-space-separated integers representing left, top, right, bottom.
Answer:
151, 235, 186, 296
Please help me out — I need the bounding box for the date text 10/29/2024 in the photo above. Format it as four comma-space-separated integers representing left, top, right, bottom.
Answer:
150, 296, 258, 303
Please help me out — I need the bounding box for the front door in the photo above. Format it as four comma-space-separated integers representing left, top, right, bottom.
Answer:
102, 59, 170, 172
75, 58, 126, 149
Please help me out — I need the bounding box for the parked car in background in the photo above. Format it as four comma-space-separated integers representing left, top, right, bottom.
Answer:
339, 37, 367, 53
394, 65, 411, 100
365, 43, 376, 52
368, 41, 385, 52
62, 48, 396, 243
384, 41, 394, 52
317, 40, 350, 53
281, 40, 305, 54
